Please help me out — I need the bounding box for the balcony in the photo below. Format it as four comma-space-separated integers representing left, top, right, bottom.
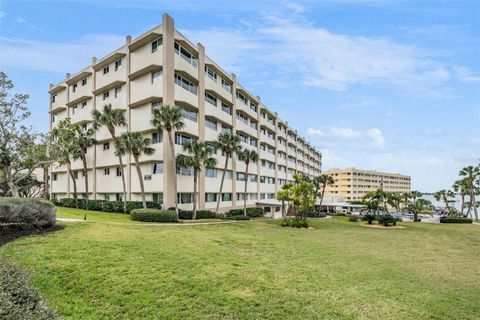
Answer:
130, 73, 163, 108
131, 47, 163, 78
205, 75, 232, 102
174, 54, 198, 80
174, 79, 198, 108
70, 102, 94, 126
131, 162, 164, 193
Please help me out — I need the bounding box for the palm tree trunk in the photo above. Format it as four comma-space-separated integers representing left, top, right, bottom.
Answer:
460, 193, 465, 216
216, 156, 229, 213
443, 195, 451, 214
281, 200, 285, 217
192, 169, 198, 220
471, 189, 478, 220
117, 155, 127, 213
243, 162, 249, 216
167, 130, 179, 219
81, 149, 89, 219
134, 156, 146, 209
43, 165, 50, 199
318, 183, 326, 212
67, 161, 78, 208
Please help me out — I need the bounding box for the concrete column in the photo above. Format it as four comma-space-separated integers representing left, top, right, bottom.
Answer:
126, 35, 132, 201
231, 73, 237, 208
162, 13, 176, 209
197, 43, 206, 210
66, 72, 71, 198
255, 97, 261, 201
91, 57, 97, 199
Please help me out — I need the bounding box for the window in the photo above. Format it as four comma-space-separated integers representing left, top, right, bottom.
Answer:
179, 105, 198, 122
205, 66, 217, 82
151, 38, 162, 53
205, 193, 217, 202
224, 170, 233, 180
104, 194, 110, 201
175, 133, 193, 145
82, 78, 87, 86
151, 101, 162, 110
81, 101, 87, 108
174, 42, 198, 67
237, 92, 248, 105
238, 134, 247, 143
72, 105, 77, 115
249, 174, 257, 182
116, 193, 122, 201
175, 73, 197, 94
222, 193, 232, 202
205, 168, 216, 178
152, 132, 162, 144
153, 162, 163, 174
250, 139, 257, 147
249, 193, 258, 200
52, 173, 57, 181
177, 166, 194, 176
249, 102, 257, 112
236, 111, 248, 125
73, 171, 78, 179
103, 91, 109, 100
103, 143, 110, 150
114, 59, 122, 71
104, 168, 110, 175
205, 92, 217, 106
221, 79, 232, 93
152, 193, 163, 204
103, 66, 109, 74
51, 114, 58, 123
205, 118, 217, 131
52, 94, 57, 103
72, 83, 78, 93
151, 70, 162, 83
115, 86, 122, 98
221, 102, 232, 115
260, 176, 275, 184
221, 126, 232, 134
236, 172, 246, 181
250, 121, 257, 130
237, 193, 246, 201
178, 193, 193, 204
116, 167, 122, 177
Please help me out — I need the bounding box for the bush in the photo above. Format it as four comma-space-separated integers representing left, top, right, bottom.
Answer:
329, 213, 346, 217
54, 198, 161, 214
130, 209, 177, 223
0, 198, 56, 231
176, 210, 216, 220
377, 214, 397, 226
307, 211, 327, 218
440, 217, 473, 224
226, 207, 265, 218
0, 259, 57, 319
362, 212, 377, 225
224, 215, 250, 220
279, 218, 310, 228
348, 215, 360, 222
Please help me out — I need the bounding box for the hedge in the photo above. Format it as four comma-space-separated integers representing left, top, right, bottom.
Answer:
52, 198, 161, 214
226, 207, 265, 218
0, 198, 56, 231
130, 209, 177, 223
0, 259, 57, 319
177, 210, 217, 220
307, 211, 327, 218
224, 215, 250, 220
440, 217, 473, 224
279, 218, 309, 228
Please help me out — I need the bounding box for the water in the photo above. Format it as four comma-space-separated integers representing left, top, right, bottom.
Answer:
421, 194, 474, 211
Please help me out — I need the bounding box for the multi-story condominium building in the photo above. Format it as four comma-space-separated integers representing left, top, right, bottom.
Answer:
324, 167, 411, 202
49, 13, 322, 212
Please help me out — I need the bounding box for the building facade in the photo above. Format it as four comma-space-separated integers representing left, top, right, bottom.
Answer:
324, 167, 411, 202
49, 13, 322, 211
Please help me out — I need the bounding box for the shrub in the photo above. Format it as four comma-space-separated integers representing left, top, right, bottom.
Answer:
307, 211, 327, 218
329, 213, 346, 217
0, 198, 56, 231
362, 212, 377, 225
348, 215, 360, 222
440, 217, 473, 224
196, 210, 216, 219
54, 198, 161, 213
279, 218, 309, 228
224, 215, 250, 220
226, 207, 264, 218
377, 214, 397, 226
0, 259, 57, 319
227, 209, 244, 216
130, 209, 177, 223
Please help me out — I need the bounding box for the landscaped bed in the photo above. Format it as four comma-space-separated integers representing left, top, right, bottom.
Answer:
0, 207, 479, 319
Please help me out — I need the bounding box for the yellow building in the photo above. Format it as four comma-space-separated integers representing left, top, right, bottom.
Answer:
324, 167, 411, 202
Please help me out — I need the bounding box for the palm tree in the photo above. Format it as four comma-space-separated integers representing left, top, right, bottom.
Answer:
453, 179, 468, 216
51, 119, 80, 208
434, 189, 455, 214
117, 132, 155, 209
313, 174, 335, 211
408, 198, 433, 222
276, 188, 290, 218
73, 125, 96, 218
92, 104, 127, 212
459, 165, 479, 220
214, 132, 242, 213
237, 149, 258, 216
151, 104, 185, 219
176, 141, 216, 219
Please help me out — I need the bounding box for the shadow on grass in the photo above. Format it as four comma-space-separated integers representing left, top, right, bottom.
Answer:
0, 225, 65, 246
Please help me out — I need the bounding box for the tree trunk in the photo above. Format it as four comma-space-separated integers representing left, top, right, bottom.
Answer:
167, 130, 179, 219
318, 183, 326, 212
471, 189, 478, 220
134, 156, 146, 209
413, 212, 418, 222
443, 195, 451, 214
42, 165, 50, 199
4, 167, 19, 197
67, 161, 78, 208
460, 193, 465, 216
243, 161, 249, 216
216, 155, 229, 213
81, 148, 89, 220
192, 168, 198, 220
281, 200, 285, 218
117, 155, 127, 213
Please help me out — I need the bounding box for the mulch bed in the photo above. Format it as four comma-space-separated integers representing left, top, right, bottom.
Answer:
0, 225, 65, 246
360, 223, 405, 229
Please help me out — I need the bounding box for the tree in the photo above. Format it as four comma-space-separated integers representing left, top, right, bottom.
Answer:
116, 132, 155, 209
276, 189, 290, 218
73, 125, 96, 216
51, 119, 80, 207
408, 198, 433, 222
0, 72, 52, 197
176, 141, 216, 219
214, 132, 242, 213
151, 104, 185, 219
313, 174, 335, 211
237, 149, 258, 216
361, 190, 389, 220
453, 179, 469, 216
92, 104, 127, 213
459, 165, 479, 220
434, 189, 455, 214
290, 174, 317, 220
387, 192, 402, 212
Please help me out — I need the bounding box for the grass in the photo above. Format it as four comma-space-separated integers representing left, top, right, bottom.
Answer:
1, 207, 479, 319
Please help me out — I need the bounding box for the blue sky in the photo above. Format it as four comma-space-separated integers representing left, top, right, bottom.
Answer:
1, 0, 479, 192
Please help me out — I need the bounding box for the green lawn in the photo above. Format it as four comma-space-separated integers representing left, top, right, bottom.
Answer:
1, 207, 479, 319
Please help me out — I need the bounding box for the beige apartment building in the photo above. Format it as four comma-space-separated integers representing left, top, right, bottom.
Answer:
324, 167, 411, 202
48, 13, 322, 212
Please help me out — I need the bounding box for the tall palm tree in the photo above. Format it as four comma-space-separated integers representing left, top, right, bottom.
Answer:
117, 132, 155, 209
73, 124, 96, 218
151, 104, 185, 218
276, 188, 290, 218
237, 149, 258, 216
453, 179, 468, 216
313, 174, 335, 211
176, 141, 216, 219
434, 189, 455, 214
459, 165, 479, 220
51, 119, 80, 208
408, 198, 433, 222
92, 104, 127, 212
214, 132, 242, 213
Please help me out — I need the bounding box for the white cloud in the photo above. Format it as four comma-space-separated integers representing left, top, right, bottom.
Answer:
307, 126, 385, 148
453, 66, 480, 83
307, 128, 324, 136
420, 128, 445, 136
365, 128, 385, 147
330, 127, 363, 139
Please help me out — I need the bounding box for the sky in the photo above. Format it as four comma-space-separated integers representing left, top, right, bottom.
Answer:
0, 0, 479, 192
